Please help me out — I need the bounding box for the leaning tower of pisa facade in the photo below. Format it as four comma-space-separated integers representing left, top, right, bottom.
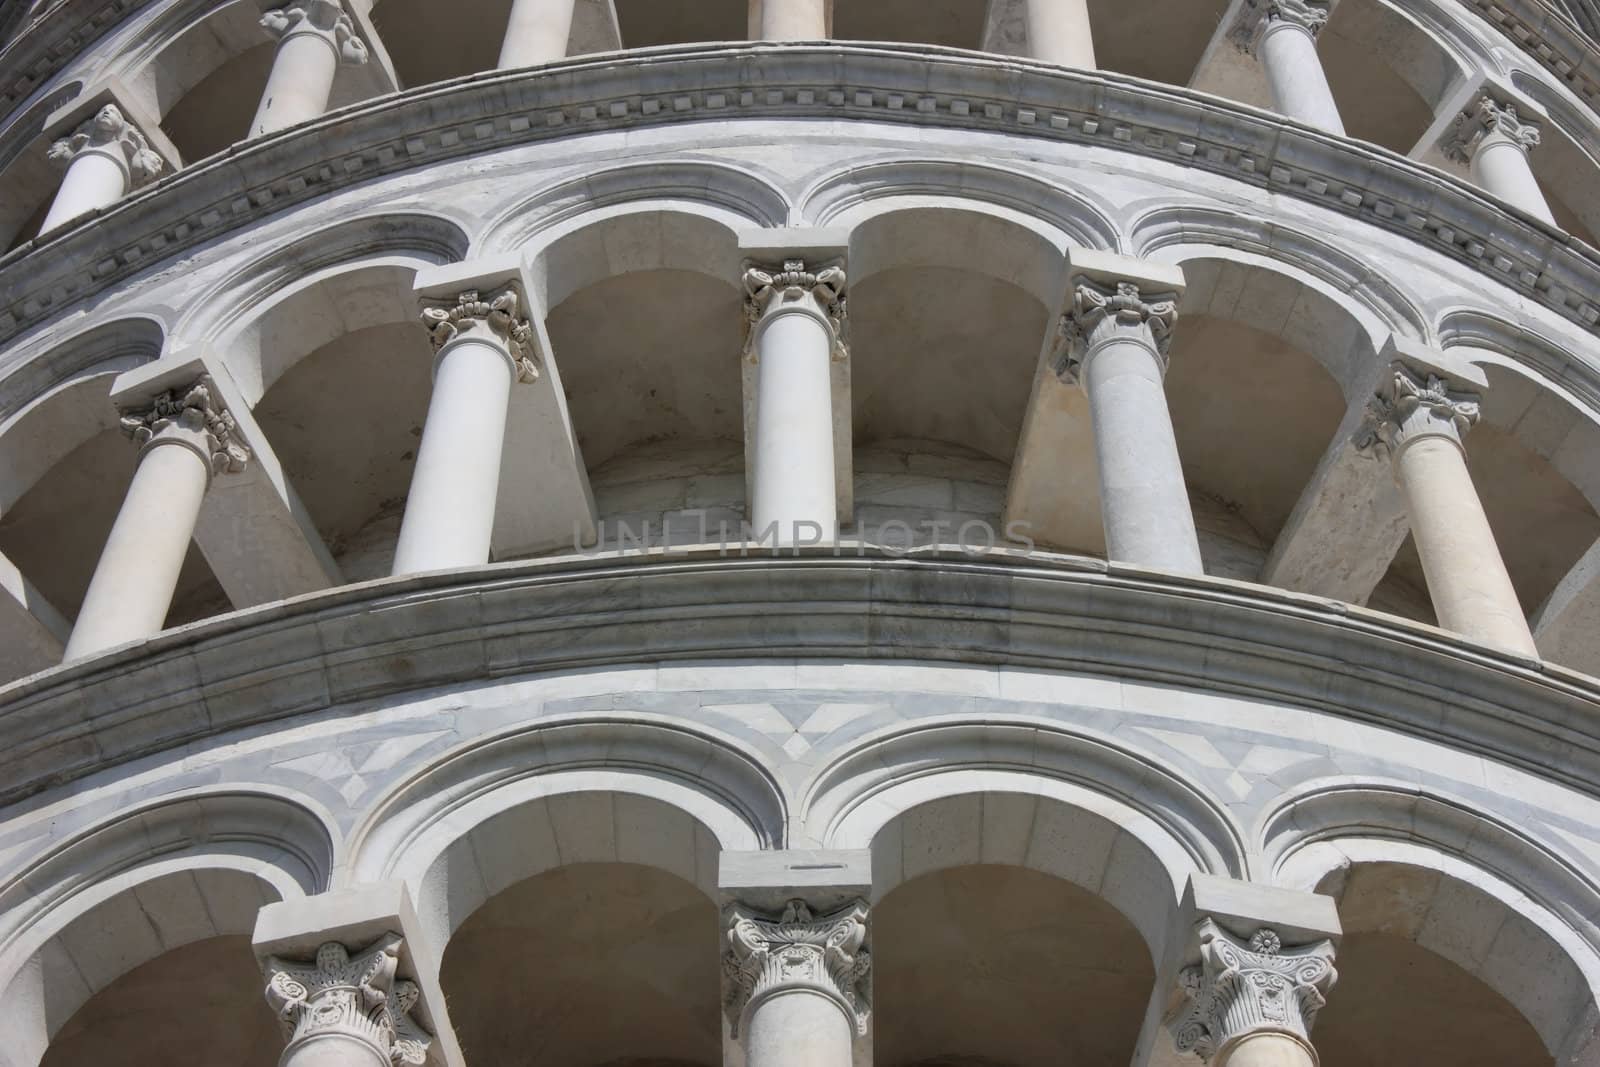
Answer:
4, 1, 1600, 1065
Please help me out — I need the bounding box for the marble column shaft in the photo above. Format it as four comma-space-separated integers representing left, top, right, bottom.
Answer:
251, 0, 369, 138
64, 378, 249, 661
1445, 94, 1558, 227
1058, 270, 1203, 575
41, 104, 163, 234
498, 0, 575, 67
1366, 362, 1539, 656
391, 288, 540, 575
744, 259, 846, 544
757, 0, 827, 39
1234, 0, 1345, 136
1025, 0, 1096, 68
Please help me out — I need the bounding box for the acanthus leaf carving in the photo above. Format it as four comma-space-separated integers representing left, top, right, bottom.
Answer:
264, 935, 433, 1066
1355, 361, 1481, 456
1053, 277, 1179, 385
419, 287, 541, 383
1444, 94, 1541, 165
260, 0, 369, 63
118, 375, 251, 475
47, 103, 164, 187
742, 259, 849, 362
722, 897, 871, 1038
1169, 920, 1337, 1063
1230, 0, 1331, 53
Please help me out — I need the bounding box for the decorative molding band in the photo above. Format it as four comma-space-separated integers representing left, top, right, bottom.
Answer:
3, 549, 1600, 810
1170, 919, 1337, 1063
264, 935, 432, 1066
1464, 0, 1600, 116
3, 46, 1600, 348
723, 898, 872, 1037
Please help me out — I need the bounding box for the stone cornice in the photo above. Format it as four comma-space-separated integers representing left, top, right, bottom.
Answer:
2, 547, 1600, 811
3, 45, 1600, 351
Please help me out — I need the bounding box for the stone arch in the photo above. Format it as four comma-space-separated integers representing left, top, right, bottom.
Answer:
478, 160, 791, 256
0, 790, 334, 1067
347, 717, 786, 949
1507, 70, 1600, 246
799, 157, 1121, 253
1264, 782, 1600, 1064
1131, 206, 1429, 350
803, 719, 1248, 911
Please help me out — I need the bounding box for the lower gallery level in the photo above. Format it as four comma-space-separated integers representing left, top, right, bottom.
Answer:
2, 597, 1598, 1067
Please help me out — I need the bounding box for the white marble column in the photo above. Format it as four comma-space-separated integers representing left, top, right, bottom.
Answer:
743, 259, 846, 544
251, 0, 369, 138
498, 0, 575, 67
1364, 363, 1539, 656
1231, 0, 1345, 136
1024, 0, 1095, 68
63, 378, 250, 661
756, 0, 827, 39
40, 104, 164, 234
264, 936, 432, 1067
1170, 920, 1337, 1067
391, 287, 540, 575
1443, 94, 1557, 227
1057, 258, 1202, 574
724, 898, 870, 1067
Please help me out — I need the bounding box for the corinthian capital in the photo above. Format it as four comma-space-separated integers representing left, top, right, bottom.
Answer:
1356, 361, 1481, 456
1053, 277, 1179, 384
119, 376, 251, 475
743, 259, 849, 360
264, 935, 432, 1065
722, 897, 871, 1037
1444, 94, 1541, 164
1230, 0, 1331, 53
419, 287, 541, 383
1169, 920, 1337, 1063
46, 104, 164, 187
261, 0, 368, 63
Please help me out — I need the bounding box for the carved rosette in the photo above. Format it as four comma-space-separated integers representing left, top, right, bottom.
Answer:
722, 898, 871, 1038
1053, 277, 1179, 385
1230, 0, 1331, 53
260, 0, 369, 64
119, 376, 251, 475
46, 104, 164, 188
419, 287, 541, 383
1170, 920, 1337, 1063
1444, 95, 1541, 164
1356, 362, 1481, 456
264, 936, 433, 1066
742, 259, 849, 361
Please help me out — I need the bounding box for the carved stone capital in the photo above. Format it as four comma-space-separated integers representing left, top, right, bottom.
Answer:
46, 104, 164, 188
119, 376, 250, 476
1356, 362, 1481, 457
260, 0, 369, 63
742, 259, 849, 361
1444, 94, 1541, 164
722, 897, 871, 1038
1230, 0, 1331, 53
418, 287, 541, 383
1053, 277, 1179, 384
1170, 919, 1337, 1063
264, 935, 433, 1066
